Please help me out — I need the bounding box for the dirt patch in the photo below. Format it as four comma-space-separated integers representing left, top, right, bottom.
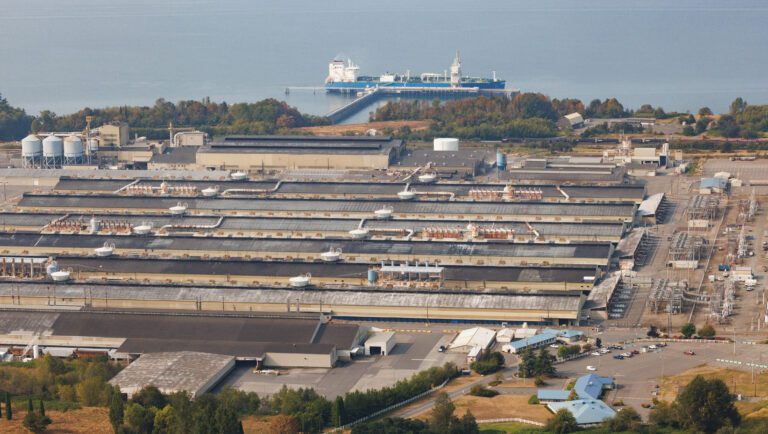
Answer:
242, 415, 273, 434
295, 120, 429, 135
0, 407, 110, 434
451, 395, 551, 423
413, 394, 550, 424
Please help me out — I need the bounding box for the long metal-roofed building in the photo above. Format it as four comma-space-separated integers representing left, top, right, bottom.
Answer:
51, 177, 646, 204
196, 135, 404, 170
0, 283, 585, 324
0, 310, 365, 368
17, 194, 637, 223
0, 232, 614, 267
0, 212, 627, 243
15, 256, 598, 292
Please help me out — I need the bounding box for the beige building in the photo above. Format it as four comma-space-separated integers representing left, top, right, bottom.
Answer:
196, 135, 403, 171
98, 122, 129, 147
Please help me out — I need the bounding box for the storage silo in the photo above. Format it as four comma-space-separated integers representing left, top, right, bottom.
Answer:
496, 150, 507, 171
42, 135, 63, 168
87, 137, 99, 155
433, 138, 459, 151
21, 134, 42, 168
63, 135, 84, 164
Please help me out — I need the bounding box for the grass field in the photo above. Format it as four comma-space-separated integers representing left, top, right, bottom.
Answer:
450, 395, 551, 423
0, 407, 111, 434
659, 364, 768, 401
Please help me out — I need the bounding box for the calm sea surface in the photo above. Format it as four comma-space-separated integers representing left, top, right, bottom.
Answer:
1, 0, 767, 123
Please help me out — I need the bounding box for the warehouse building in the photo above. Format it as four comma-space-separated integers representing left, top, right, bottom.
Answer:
17, 194, 637, 223
0, 283, 585, 324
50, 177, 646, 204
0, 233, 614, 268
0, 310, 364, 368
196, 135, 404, 171
109, 351, 235, 398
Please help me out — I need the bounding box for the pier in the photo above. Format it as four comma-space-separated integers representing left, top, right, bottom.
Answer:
322, 86, 517, 124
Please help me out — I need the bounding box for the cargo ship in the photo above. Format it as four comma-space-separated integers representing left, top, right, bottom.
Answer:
324, 52, 505, 93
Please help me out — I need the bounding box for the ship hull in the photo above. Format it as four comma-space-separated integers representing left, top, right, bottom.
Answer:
325, 80, 506, 92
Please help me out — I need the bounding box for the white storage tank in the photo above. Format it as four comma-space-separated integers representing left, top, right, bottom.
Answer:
434, 138, 459, 151
63, 135, 84, 159
87, 138, 99, 153
21, 134, 43, 157
42, 135, 64, 158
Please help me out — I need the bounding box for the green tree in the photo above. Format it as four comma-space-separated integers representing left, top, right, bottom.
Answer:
166, 392, 193, 434
39, 400, 45, 418
681, 323, 696, 338
22, 411, 52, 434
682, 125, 696, 136
676, 375, 740, 433
430, 392, 456, 433
518, 348, 536, 378
153, 405, 180, 434
546, 408, 579, 434
604, 407, 642, 432
109, 387, 125, 433
75, 376, 110, 406
6, 392, 12, 420
730, 97, 748, 115
215, 402, 242, 434
125, 402, 155, 434
535, 348, 555, 376
454, 410, 479, 434
648, 401, 680, 428
191, 394, 218, 434
27, 397, 33, 413
0, 94, 34, 140
699, 107, 714, 116
331, 396, 345, 427
132, 386, 167, 410
699, 324, 716, 338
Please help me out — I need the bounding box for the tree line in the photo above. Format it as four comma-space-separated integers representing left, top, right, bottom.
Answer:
0, 95, 330, 141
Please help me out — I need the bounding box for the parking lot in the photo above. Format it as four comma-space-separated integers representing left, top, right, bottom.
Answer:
556, 339, 767, 417
219, 331, 465, 398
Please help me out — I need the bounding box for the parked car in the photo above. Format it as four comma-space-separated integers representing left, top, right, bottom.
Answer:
438, 345, 446, 352
586, 365, 597, 371
631, 350, 640, 355
599, 348, 610, 354
648, 345, 657, 350
613, 355, 625, 360
591, 351, 601, 356
684, 350, 696, 356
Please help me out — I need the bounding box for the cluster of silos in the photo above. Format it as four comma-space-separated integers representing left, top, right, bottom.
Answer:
22, 134, 90, 168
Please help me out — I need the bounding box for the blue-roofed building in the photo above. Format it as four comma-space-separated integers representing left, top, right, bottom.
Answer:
700, 177, 727, 194
537, 389, 571, 402
543, 328, 584, 344
573, 374, 614, 399
546, 399, 616, 425
501, 330, 557, 354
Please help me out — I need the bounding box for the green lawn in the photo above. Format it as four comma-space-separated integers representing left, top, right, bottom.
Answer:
479, 421, 545, 434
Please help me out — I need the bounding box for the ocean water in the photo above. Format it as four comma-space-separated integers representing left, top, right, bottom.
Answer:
1, 0, 767, 123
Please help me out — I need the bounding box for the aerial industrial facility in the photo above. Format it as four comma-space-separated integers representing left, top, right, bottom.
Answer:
0, 132, 683, 377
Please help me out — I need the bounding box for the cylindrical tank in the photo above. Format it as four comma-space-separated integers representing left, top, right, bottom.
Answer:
87, 138, 99, 153
33, 345, 40, 359
63, 135, 84, 158
496, 150, 507, 171
367, 269, 377, 284
21, 134, 42, 157
42, 135, 64, 158
434, 138, 459, 151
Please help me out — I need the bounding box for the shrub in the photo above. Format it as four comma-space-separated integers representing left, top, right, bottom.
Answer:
528, 395, 540, 405
469, 385, 499, 398
698, 324, 716, 338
